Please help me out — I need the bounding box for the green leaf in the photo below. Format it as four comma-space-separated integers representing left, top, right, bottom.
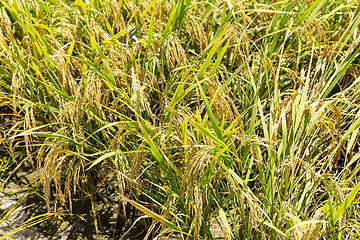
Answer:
147, 0, 156, 52
333, 180, 360, 224
118, 193, 182, 232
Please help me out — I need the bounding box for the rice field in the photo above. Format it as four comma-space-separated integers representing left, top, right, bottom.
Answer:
0, 0, 360, 239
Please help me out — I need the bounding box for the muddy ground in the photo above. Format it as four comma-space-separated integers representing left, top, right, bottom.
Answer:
0, 104, 147, 240
1, 162, 148, 240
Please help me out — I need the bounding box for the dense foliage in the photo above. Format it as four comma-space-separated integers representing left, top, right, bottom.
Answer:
0, 0, 360, 239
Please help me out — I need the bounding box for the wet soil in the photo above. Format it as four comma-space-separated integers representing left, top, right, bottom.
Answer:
0, 104, 147, 239
1, 165, 147, 240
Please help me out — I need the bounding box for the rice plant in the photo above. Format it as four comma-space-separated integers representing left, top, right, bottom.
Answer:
0, 0, 360, 239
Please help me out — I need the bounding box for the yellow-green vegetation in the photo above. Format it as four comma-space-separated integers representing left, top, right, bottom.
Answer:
0, 0, 360, 239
